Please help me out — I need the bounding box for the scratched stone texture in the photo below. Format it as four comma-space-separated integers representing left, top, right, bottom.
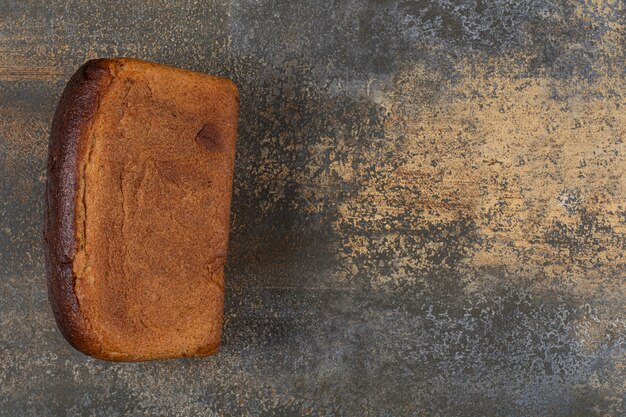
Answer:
0, 0, 625, 416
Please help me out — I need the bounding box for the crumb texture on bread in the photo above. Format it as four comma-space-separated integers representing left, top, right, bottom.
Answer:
45, 58, 239, 361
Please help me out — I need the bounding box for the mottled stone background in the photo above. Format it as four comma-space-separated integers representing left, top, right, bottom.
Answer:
1, 0, 625, 416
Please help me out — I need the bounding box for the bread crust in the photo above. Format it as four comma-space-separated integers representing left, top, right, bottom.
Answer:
44, 58, 238, 360
45, 59, 114, 358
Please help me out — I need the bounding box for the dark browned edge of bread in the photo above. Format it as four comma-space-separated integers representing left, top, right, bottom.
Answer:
44, 59, 115, 359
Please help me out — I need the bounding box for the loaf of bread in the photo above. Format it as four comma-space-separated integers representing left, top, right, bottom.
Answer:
44, 58, 239, 361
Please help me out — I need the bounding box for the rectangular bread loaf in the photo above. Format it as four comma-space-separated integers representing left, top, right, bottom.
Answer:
44, 58, 239, 361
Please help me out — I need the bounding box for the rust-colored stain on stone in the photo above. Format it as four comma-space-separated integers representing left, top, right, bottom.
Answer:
0, 0, 624, 416
337, 69, 625, 292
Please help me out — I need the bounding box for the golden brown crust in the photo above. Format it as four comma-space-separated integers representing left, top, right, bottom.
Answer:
44, 58, 239, 361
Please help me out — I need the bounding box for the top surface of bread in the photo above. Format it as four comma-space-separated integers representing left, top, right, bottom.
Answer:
44, 58, 239, 361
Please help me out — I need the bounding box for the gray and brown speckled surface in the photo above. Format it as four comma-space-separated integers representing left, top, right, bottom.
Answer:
0, 1, 625, 416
